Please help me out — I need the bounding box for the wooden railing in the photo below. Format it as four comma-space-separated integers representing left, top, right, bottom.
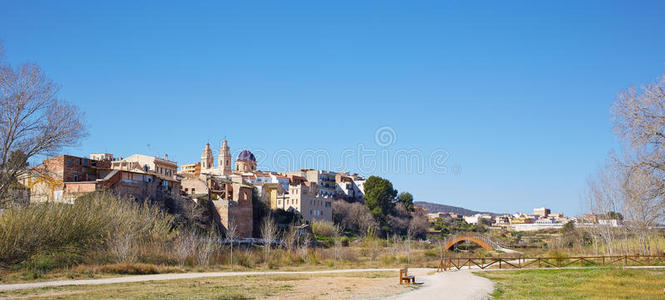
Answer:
435, 254, 665, 271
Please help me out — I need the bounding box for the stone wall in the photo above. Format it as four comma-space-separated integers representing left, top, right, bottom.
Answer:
213, 183, 253, 238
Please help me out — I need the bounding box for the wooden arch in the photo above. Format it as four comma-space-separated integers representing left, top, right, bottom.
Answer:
444, 236, 494, 251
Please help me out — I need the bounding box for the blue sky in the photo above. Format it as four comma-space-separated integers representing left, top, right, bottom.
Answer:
2, 1, 665, 216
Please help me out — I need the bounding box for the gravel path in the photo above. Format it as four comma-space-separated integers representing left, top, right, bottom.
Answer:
0, 268, 402, 292
388, 269, 494, 300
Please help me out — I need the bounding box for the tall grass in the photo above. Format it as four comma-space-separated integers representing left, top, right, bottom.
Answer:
0, 192, 173, 269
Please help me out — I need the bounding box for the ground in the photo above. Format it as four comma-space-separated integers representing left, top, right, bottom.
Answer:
0, 271, 411, 299
478, 268, 665, 299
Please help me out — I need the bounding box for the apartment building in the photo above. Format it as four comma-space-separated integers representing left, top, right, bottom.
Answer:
275, 182, 332, 222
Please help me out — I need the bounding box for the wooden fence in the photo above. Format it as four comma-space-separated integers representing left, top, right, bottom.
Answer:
436, 254, 665, 271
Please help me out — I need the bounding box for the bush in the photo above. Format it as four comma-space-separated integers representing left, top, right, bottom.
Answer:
311, 220, 337, 238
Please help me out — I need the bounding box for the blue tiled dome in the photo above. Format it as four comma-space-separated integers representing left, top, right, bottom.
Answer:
237, 149, 256, 162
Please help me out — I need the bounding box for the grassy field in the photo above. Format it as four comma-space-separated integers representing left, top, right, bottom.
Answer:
0, 271, 409, 299
479, 268, 665, 299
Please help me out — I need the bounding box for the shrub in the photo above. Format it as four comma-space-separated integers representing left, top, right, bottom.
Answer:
311, 220, 337, 238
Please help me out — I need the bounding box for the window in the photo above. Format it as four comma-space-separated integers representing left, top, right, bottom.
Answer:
73, 175, 79, 181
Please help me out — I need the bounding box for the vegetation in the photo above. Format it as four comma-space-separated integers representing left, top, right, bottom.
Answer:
0, 42, 87, 207
432, 218, 487, 237
480, 268, 665, 299
581, 73, 665, 256
363, 176, 398, 234
0, 192, 173, 269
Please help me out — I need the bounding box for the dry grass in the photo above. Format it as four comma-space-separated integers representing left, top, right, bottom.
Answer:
97, 263, 182, 275
479, 268, 665, 299
0, 271, 406, 299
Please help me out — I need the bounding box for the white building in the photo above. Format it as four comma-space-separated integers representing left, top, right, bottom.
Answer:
285, 169, 337, 197
464, 214, 493, 225
112, 154, 177, 178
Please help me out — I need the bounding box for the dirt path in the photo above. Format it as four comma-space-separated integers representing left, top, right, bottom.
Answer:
388, 269, 494, 300
0, 268, 405, 292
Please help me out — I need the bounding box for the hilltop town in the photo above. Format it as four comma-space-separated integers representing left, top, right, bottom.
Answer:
14, 138, 624, 240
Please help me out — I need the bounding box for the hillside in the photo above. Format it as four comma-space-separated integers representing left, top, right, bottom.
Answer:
414, 201, 503, 216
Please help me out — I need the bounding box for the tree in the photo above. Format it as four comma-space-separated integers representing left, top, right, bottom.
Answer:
608, 73, 665, 254
260, 215, 278, 268
226, 220, 238, 268
0, 43, 86, 205
363, 176, 397, 235
612, 73, 665, 211
333, 200, 377, 237
585, 167, 623, 255
622, 168, 665, 255
397, 192, 414, 212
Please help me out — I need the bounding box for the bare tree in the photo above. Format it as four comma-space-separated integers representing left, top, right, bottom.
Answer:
610, 73, 665, 255
623, 168, 665, 255
299, 233, 311, 260
585, 167, 623, 255
174, 230, 196, 266
333, 224, 341, 267
281, 224, 298, 254
226, 220, 238, 267
196, 230, 217, 267
0, 45, 86, 205
260, 215, 277, 267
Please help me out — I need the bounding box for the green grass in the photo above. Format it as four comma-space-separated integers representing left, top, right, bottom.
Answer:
479, 268, 665, 299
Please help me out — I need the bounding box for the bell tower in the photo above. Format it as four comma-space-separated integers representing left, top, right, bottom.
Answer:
201, 143, 214, 171
218, 139, 232, 175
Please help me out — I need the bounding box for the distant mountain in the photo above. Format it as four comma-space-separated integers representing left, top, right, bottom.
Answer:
414, 201, 503, 217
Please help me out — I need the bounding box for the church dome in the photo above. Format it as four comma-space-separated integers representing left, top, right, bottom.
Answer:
237, 149, 256, 162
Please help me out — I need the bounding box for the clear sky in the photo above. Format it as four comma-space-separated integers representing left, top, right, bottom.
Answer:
2, 1, 665, 216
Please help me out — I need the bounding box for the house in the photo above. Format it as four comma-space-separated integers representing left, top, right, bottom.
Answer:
21, 154, 180, 204
113, 154, 177, 178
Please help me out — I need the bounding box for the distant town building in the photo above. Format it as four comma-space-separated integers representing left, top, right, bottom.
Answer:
89, 153, 114, 161
178, 162, 201, 176
463, 214, 493, 225
533, 207, 551, 217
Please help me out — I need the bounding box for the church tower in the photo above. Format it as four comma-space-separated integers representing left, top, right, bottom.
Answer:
201, 143, 214, 171
218, 139, 232, 175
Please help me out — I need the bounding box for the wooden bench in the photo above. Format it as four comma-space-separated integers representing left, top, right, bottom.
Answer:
399, 268, 415, 284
